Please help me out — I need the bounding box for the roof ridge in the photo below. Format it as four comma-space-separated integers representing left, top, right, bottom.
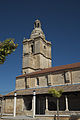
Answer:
16, 62, 80, 78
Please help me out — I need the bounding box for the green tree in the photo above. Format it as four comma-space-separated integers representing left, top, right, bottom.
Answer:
49, 89, 63, 120
0, 38, 18, 64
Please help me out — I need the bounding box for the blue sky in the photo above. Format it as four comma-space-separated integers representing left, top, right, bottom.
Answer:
0, 0, 80, 94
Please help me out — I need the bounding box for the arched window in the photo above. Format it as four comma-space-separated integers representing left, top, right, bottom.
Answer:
31, 45, 34, 53
44, 45, 46, 49
34, 22, 36, 28
38, 23, 39, 27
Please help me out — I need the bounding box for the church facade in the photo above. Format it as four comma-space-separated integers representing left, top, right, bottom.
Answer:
2, 20, 80, 120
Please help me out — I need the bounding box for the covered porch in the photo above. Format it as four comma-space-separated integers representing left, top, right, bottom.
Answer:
3, 84, 80, 117
22, 91, 80, 116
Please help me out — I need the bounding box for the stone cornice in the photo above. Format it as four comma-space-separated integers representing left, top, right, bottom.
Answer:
23, 52, 52, 60
23, 36, 51, 46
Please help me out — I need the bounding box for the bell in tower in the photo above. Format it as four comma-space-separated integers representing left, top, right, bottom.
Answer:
34, 19, 41, 28
22, 20, 52, 74
30, 19, 45, 39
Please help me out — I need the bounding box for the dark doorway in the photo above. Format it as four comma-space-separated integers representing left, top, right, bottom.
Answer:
36, 95, 45, 114
0, 107, 1, 113
68, 93, 80, 111
23, 96, 32, 110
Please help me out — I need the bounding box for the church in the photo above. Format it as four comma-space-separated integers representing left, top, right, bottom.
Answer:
1, 20, 80, 120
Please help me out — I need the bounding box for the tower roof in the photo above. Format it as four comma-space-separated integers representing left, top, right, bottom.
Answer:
30, 19, 45, 39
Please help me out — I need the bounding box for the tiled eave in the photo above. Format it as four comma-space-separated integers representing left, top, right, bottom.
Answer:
4, 83, 80, 97
0, 94, 2, 97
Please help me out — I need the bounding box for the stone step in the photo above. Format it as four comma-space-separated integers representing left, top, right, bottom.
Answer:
1, 116, 39, 120
1, 119, 38, 120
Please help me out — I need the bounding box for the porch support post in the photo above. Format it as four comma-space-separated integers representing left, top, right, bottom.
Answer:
33, 90, 36, 118
14, 92, 17, 117
65, 95, 69, 111
46, 96, 48, 111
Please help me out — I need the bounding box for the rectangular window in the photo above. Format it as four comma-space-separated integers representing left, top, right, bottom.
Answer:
46, 75, 51, 86
63, 72, 70, 83
25, 77, 29, 88
31, 45, 34, 53
46, 76, 48, 86
37, 78, 39, 86
31, 42, 35, 54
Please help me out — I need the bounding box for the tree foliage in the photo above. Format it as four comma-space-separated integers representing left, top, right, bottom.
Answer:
48, 89, 63, 120
48, 89, 63, 98
0, 38, 18, 64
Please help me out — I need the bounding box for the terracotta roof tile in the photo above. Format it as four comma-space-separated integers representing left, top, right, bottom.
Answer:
16, 62, 80, 78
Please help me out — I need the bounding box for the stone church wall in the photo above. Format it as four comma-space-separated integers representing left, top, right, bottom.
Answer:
50, 73, 64, 85
16, 97, 23, 113
4, 97, 14, 113
72, 69, 80, 84
3, 96, 25, 115
16, 77, 25, 90
16, 68, 80, 90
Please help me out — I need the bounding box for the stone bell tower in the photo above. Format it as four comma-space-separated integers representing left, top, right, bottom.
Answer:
22, 20, 52, 74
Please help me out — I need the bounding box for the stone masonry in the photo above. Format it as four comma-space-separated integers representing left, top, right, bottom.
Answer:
16, 68, 80, 90
2, 20, 80, 120
22, 20, 51, 74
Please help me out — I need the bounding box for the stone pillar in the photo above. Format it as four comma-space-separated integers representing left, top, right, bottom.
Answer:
14, 92, 17, 117
46, 96, 48, 111
22, 98, 24, 111
65, 95, 69, 111
33, 90, 36, 118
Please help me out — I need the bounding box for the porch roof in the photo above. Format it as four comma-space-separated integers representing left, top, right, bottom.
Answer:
4, 83, 80, 97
